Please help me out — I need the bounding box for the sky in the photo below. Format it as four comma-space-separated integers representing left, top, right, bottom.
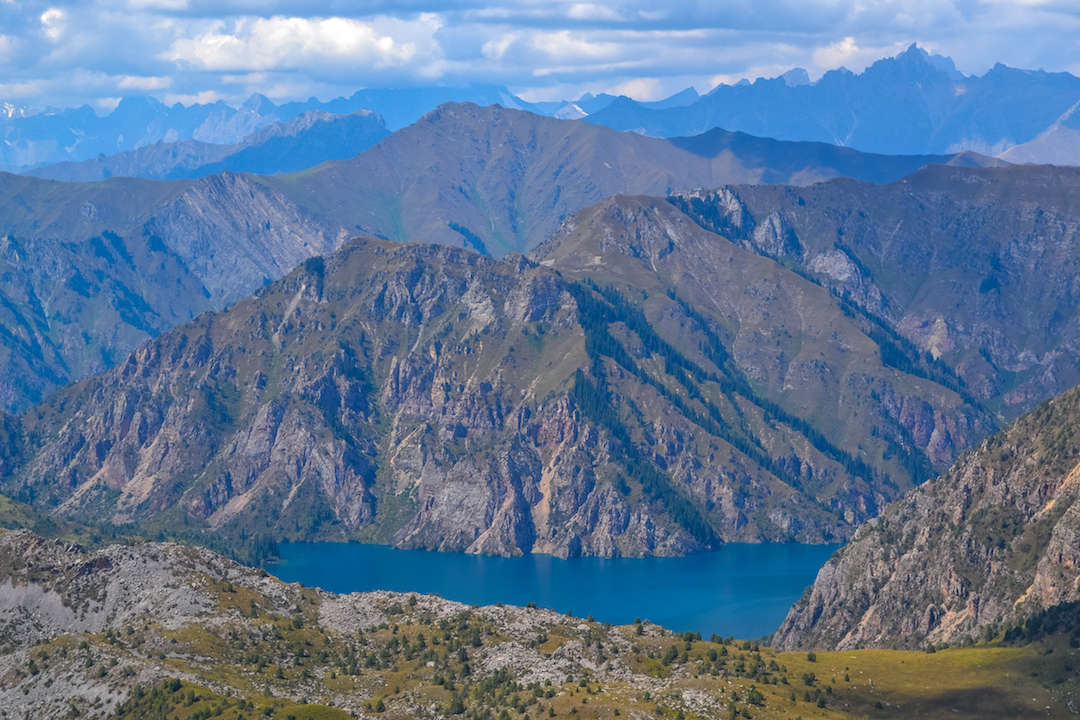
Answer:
1, 0, 1080, 111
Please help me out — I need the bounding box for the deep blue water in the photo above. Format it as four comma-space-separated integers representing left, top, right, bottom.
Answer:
272, 542, 837, 639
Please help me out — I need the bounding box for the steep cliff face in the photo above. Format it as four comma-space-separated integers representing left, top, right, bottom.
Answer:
671, 164, 1080, 424
774, 385, 1080, 650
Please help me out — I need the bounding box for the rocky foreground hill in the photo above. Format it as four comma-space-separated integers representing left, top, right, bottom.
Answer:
0, 529, 1075, 719
774, 385, 1080, 651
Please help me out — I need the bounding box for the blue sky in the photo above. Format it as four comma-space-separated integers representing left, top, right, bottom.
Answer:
2, 0, 1079, 111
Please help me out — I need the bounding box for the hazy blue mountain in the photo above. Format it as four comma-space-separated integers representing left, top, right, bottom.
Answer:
552, 87, 702, 120
280, 84, 532, 130
0, 96, 268, 170
28, 110, 390, 181
0, 86, 529, 171
585, 44, 1080, 155
999, 100, 1080, 165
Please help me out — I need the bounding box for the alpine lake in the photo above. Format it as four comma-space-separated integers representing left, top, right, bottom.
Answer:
272, 542, 838, 639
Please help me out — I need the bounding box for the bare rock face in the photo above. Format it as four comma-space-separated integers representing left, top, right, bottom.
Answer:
774, 385, 1080, 650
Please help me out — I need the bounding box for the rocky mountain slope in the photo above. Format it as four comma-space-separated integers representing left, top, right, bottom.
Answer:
0, 103, 992, 412
0, 171, 346, 411
4, 529, 1073, 719
774, 384, 1080, 651
26, 109, 390, 182
587, 44, 1080, 156
670, 163, 1080, 424
0, 205, 996, 557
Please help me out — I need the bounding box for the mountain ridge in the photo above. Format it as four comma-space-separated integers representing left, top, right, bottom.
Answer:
0, 195, 999, 558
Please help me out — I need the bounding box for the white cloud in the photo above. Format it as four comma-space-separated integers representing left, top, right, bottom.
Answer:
95, 96, 122, 111
164, 15, 421, 72
2, 0, 1080, 112
531, 30, 618, 60
482, 32, 518, 60
611, 76, 660, 100
567, 3, 620, 21
811, 36, 907, 75
813, 36, 861, 69
40, 7, 66, 41
162, 89, 221, 104
116, 74, 173, 90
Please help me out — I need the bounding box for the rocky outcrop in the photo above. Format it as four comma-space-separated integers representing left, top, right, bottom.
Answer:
774, 385, 1080, 650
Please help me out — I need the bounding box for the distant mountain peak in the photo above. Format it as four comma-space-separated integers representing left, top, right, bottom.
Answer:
240, 93, 277, 114
780, 68, 810, 87
886, 42, 961, 77
113, 95, 167, 113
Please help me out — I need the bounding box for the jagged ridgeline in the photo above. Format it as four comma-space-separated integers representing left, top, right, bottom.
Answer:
0, 190, 995, 558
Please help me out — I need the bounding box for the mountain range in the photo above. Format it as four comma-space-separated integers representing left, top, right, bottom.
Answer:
0, 85, 527, 171
670, 163, 1080, 423
7, 45, 1080, 178
0, 103, 999, 413
587, 44, 1080, 159
0, 223, 981, 558
7, 161, 1080, 561
0, 46, 1077, 700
